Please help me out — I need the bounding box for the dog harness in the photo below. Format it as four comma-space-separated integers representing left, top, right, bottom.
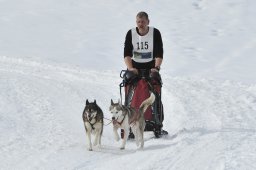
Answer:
112, 106, 140, 127
85, 116, 101, 130
112, 113, 126, 127
112, 106, 133, 126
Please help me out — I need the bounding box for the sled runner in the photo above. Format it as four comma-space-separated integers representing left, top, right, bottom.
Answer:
119, 69, 168, 138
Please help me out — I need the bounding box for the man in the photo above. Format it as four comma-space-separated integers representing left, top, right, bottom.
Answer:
124, 11, 163, 74
123, 11, 167, 138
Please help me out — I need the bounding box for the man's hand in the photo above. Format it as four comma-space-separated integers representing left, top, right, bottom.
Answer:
150, 68, 159, 72
151, 66, 160, 72
128, 68, 138, 74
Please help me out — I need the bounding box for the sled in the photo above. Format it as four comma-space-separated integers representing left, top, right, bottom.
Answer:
119, 69, 167, 138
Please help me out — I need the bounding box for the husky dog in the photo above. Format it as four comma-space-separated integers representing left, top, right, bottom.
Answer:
82, 100, 103, 151
109, 93, 155, 149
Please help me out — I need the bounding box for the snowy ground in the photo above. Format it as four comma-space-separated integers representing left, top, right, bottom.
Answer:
1, 0, 256, 170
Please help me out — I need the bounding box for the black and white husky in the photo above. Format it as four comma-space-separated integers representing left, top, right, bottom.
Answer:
82, 100, 103, 151
109, 93, 155, 149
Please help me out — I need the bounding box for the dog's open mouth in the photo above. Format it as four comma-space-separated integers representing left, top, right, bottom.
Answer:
112, 116, 120, 126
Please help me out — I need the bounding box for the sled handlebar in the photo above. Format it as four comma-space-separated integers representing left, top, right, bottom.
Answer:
120, 69, 152, 79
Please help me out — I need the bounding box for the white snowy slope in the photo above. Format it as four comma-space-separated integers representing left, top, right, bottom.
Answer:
1, 0, 256, 170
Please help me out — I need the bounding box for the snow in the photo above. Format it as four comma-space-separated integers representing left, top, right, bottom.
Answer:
1, 0, 256, 169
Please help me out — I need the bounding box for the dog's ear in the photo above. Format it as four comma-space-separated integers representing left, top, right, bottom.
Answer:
111, 99, 114, 105
86, 99, 89, 105
94, 100, 96, 104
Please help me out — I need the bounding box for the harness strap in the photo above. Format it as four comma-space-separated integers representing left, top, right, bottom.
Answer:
89, 121, 95, 130
114, 112, 126, 126
103, 117, 113, 126
84, 116, 96, 130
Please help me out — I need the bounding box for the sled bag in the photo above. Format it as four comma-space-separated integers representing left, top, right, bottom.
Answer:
125, 78, 161, 121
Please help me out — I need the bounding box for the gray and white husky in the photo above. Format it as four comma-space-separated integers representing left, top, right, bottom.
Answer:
82, 100, 103, 151
109, 93, 155, 149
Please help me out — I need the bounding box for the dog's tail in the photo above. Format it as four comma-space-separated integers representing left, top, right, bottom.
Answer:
139, 92, 155, 113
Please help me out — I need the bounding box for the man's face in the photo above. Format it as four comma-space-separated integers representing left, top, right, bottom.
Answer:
136, 17, 149, 30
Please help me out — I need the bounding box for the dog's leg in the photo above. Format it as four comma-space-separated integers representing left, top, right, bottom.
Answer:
93, 123, 103, 148
120, 127, 129, 150
139, 127, 144, 149
99, 132, 102, 148
113, 127, 120, 141
131, 125, 140, 147
87, 131, 93, 151
139, 122, 146, 149
93, 130, 99, 146
136, 130, 140, 147
98, 129, 102, 147
85, 122, 93, 151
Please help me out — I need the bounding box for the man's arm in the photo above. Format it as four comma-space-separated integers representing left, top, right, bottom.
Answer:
124, 30, 139, 74
155, 57, 162, 69
124, 56, 133, 70
152, 28, 163, 72
124, 30, 133, 60
154, 28, 163, 59
124, 56, 138, 74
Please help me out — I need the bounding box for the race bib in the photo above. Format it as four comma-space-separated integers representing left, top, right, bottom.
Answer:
133, 51, 152, 59
131, 27, 154, 63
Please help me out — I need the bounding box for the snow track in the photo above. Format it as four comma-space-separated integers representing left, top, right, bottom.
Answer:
1, 56, 256, 170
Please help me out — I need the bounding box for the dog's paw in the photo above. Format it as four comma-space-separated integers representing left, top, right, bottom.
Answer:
120, 147, 125, 150
88, 148, 93, 151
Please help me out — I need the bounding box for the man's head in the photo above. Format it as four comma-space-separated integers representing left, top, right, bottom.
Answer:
136, 11, 149, 31
136, 11, 149, 20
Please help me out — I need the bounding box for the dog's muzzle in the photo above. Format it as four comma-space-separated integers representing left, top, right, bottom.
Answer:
112, 117, 119, 126
87, 114, 94, 122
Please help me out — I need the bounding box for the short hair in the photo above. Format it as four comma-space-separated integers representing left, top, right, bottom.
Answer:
136, 11, 149, 20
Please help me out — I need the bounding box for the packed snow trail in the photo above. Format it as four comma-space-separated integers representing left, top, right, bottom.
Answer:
1, 56, 256, 170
